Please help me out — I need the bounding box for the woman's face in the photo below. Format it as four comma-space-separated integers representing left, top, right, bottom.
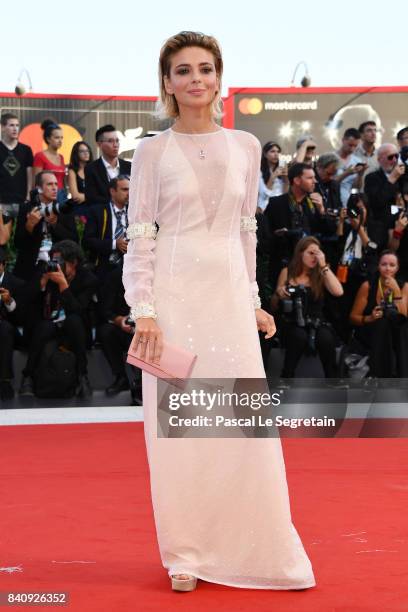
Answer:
379, 254, 398, 278
164, 46, 219, 114
302, 244, 319, 269
78, 145, 91, 162
48, 129, 63, 150
266, 146, 280, 165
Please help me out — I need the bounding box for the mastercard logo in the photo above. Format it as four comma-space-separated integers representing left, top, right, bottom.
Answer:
19, 123, 83, 161
238, 98, 263, 115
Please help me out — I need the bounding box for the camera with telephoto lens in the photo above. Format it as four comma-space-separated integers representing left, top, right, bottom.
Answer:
346, 188, 363, 220
281, 284, 307, 327
29, 189, 74, 217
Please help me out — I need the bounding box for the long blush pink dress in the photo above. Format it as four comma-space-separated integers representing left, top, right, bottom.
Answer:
122, 127, 316, 589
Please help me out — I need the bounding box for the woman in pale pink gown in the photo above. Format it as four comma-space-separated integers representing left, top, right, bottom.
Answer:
122, 31, 316, 592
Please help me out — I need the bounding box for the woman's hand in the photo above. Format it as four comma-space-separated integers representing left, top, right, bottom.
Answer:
382, 276, 401, 295
395, 211, 408, 233
275, 285, 290, 299
131, 318, 163, 364
315, 248, 327, 268
368, 305, 383, 322
255, 308, 276, 339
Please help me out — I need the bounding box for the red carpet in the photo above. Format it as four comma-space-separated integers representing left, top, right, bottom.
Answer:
0, 423, 407, 612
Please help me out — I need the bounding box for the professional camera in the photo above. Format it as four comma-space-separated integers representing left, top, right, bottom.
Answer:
28, 189, 74, 217
346, 189, 363, 220
379, 299, 399, 320
46, 255, 64, 273
281, 284, 307, 327
326, 208, 340, 217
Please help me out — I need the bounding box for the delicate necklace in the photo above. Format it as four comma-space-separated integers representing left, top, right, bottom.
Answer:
172, 123, 221, 160
184, 133, 207, 160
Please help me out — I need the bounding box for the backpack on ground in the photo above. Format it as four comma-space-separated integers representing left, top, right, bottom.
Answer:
34, 340, 78, 398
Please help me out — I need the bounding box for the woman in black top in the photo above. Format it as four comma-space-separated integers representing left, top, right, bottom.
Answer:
350, 250, 408, 377
68, 141, 93, 207
272, 236, 343, 378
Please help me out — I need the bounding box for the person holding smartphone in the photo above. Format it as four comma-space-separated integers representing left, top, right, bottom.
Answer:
335, 128, 367, 206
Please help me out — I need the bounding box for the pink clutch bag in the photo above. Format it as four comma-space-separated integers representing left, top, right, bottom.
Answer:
127, 339, 197, 382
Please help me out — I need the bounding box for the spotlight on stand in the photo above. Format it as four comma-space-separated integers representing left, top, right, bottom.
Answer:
15, 68, 33, 96
290, 62, 311, 88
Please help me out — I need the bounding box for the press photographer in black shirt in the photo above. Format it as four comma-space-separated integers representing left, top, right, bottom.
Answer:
20, 240, 97, 398
263, 162, 331, 287
350, 251, 408, 378
271, 236, 343, 380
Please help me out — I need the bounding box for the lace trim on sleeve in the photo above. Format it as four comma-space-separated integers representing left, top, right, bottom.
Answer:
240, 216, 257, 232
130, 303, 158, 320
127, 222, 158, 240
253, 294, 261, 309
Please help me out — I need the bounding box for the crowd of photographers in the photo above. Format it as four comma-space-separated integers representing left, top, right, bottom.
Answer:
0, 113, 140, 402
1, 112, 408, 401
256, 122, 408, 382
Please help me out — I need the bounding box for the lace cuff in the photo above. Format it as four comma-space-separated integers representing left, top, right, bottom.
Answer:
130, 303, 158, 320
127, 222, 158, 240
240, 216, 257, 232
253, 294, 261, 309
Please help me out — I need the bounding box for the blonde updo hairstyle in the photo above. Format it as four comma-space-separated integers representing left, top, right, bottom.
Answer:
158, 31, 223, 119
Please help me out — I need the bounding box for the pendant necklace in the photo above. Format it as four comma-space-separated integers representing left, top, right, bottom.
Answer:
186, 134, 206, 160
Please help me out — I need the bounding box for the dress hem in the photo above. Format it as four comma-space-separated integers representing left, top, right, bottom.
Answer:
167, 569, 316, 590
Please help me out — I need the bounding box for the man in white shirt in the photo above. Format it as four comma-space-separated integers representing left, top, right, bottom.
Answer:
335, 128, 367, 206
355, 121, 379, 182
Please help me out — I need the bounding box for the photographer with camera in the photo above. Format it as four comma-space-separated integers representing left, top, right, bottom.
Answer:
19, 240, 97, 398
350, 251, 408, 377
0, 246, 26, 400
13, 171, 78, 281
388, 189, 408, 281
97, 265, 142, 403
264, 163, 331, 287
334, 190, 378, 340
271, 236, 343, 380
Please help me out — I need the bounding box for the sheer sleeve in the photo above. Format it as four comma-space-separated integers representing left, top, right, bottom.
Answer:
122, 138, 160, 320
240, 134, 262, 309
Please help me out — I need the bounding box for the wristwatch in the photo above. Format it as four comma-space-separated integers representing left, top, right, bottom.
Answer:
367, 240, 378, 250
